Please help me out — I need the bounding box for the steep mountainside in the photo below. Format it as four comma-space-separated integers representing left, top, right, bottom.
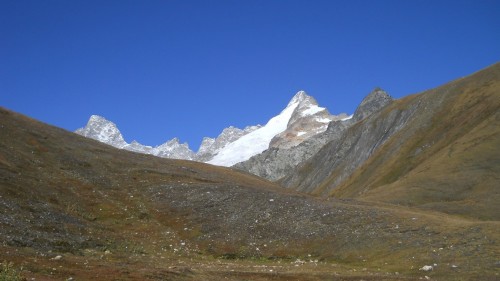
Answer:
280, 63, 500, 220
331, 63, 500, 220
235, 89, 390, 181
2, 106, 499, 280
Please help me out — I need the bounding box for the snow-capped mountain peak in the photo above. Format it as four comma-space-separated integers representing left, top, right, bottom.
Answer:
287, 90, 309, 106
206, 90, 348, 166
271, 91, 350, 149
75, 116, 195, 160
76, 90, 351, 166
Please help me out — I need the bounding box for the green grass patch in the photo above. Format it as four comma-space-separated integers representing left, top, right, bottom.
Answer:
0, 262, 23, 281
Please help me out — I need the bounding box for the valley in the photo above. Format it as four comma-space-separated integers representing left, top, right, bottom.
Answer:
1, 63, 499, 280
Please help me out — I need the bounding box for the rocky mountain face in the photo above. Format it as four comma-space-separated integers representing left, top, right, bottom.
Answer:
76, 91, 348, 165
75, 115, 128, 148
234, 88, 390, 181
351, 87, 393, 122
269, 91, 350, 150
76, 116, 196, 160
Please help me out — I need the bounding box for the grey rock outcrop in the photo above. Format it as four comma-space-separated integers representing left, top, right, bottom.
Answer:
353, 87, 393, 121
154, 138, 196, 160
75, 115, 128, 148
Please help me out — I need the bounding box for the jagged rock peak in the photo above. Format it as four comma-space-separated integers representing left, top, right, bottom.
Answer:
75, 115, 197, 160
287, 90, 318, 107
154, 138, 195, 160
84, 115, 118, 129
89, 114, 107, 122
155, 138, 192, 151
270, 90, 346, 150
130, 140, 142, 146
353, 88, 393, 121
166, 137, 181, 145
75, 115, 127, 148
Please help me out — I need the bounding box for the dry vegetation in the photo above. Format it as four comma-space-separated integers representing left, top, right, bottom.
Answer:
1, 64, 499, 280
330, 63, 500, 221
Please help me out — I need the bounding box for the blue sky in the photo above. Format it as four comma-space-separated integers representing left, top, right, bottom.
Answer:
1, 1, 499, 150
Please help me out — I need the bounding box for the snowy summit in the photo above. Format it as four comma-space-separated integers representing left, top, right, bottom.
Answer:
76, 90, 351, 166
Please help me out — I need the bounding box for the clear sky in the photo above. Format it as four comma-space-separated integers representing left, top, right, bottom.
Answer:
1, 1, 499, 150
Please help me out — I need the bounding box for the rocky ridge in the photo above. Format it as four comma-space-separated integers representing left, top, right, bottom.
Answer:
76, 116, 196, 160
76, 91, 348, 165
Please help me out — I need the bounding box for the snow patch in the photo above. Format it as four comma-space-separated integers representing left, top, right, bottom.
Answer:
341, 114, 353, 121
301, 105, 325, 116
315, 116, 333, 123
208, 101, 300, 166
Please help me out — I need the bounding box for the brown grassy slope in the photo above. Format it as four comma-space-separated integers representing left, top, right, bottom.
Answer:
0, 106, 286, 253
0, 107, 499, 280
329, 62, 500, 221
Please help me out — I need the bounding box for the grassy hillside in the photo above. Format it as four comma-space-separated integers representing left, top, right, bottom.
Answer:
330, 63, 500, 221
